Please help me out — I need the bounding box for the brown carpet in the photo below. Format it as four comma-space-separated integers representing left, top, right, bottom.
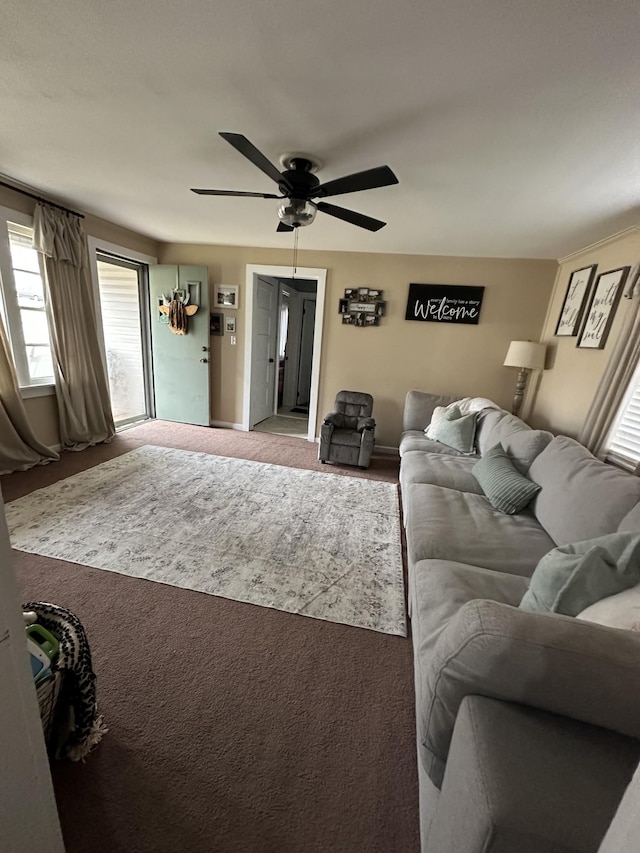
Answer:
2, 422, 419, 853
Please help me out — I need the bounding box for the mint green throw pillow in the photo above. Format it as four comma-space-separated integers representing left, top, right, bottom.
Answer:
472, 444, 541, 514
434, 406, 478, 454
520, 533, 640, 615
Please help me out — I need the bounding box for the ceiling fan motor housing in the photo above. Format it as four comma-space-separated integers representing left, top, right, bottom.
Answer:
278, 158, 320, 198
277, 158, 321, 227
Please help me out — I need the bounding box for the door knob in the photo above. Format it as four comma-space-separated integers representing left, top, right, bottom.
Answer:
201, 346, 209, 352
200, 357, 209, 363
269, 358, 275, 363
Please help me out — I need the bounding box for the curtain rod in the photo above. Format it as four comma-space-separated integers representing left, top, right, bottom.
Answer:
0, 178, 85, 219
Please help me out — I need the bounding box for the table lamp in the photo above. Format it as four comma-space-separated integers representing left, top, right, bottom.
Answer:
503, 340, 547, 416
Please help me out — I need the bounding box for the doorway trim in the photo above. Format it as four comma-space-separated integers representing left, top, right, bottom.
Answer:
243, 263, 327, 442
87, 237, 158, 426
86, 236, 157, 367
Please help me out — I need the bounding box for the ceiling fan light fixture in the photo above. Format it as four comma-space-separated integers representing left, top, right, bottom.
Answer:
278, 198, 317, 228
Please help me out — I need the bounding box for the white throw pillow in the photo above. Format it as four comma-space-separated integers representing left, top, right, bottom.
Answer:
457, 397, 501, 415
425, 406, 450, 439
576, 584, 640, 632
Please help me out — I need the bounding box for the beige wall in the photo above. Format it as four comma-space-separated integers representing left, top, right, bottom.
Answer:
0, 185, 160, 447
159, 242, 556, 447
530, 227, 640, 438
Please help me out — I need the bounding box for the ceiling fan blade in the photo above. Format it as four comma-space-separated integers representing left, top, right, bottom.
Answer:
191, 188, 281, 198
219, 132, 292, 192
317, 202, 386, 232
312, 165, 398, 199
277, 222, 294, 232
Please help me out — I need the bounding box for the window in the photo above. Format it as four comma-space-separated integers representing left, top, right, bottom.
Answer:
604, 360, 640, 472
0, 210, 54, 387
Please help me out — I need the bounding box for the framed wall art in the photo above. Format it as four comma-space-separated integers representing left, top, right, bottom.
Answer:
338, 288, 386, 327
225, 316, 236, 334
214, 284, 239, 309
209, 312, 223, 336
405, 283, 484, 325
555, 264, 597, 336
577, 266, 630, 350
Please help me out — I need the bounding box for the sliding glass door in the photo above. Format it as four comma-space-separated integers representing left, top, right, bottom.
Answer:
96, 253, 153, 427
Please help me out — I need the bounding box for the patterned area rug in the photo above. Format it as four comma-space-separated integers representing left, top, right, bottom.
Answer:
7, 446, 406, 635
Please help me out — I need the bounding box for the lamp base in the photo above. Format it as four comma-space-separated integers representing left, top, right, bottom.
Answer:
512, 368, 529, 417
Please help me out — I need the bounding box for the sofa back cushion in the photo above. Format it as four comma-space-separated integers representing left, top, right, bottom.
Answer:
403, 391, 460, 432
476, 409, 552, 471
475, 409, 509, 455
528, 435, 640, 545
501, 428, 554, 474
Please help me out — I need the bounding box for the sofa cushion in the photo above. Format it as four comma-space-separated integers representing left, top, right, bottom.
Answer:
403, 390, 460, 432
476, 410, 528, 454
434, 407, 479, 454
409, 560, 529, 769
325, 427, 363, 447
405, 483, 554, 576
577, 584, 640, 632
500, 428, 554, 474
475, 408, 509, 456
399, 431, 472, 458
472, 444, 541, 514
427, 696, 640, 853
520, 533, 640, 615
400, 452, 482, 502
409, 557, 528, 662
528, 436, 640, 545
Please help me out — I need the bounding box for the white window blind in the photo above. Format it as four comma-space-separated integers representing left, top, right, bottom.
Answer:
605, 359, 640, 472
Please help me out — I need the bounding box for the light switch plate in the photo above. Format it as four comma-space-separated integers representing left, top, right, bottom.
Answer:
230, 335, 236, 346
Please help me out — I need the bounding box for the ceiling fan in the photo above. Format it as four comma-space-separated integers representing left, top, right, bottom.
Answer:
191, 132, 399, 232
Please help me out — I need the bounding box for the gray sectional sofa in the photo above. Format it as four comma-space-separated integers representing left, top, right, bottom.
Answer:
400, 390, 640, 853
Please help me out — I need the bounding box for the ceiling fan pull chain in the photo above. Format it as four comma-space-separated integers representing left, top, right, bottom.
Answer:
292, 228, 299, 278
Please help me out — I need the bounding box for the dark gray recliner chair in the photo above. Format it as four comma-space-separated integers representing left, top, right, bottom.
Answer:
318, 390, 376, 469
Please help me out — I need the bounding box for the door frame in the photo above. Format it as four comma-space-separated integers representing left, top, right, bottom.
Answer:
87, 236, 157, 420
243, 264, 327, 442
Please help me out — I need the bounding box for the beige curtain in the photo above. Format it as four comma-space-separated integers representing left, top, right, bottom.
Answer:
0, 314, 59, 474
578, 265, 640, 458
33, 204, 115, 450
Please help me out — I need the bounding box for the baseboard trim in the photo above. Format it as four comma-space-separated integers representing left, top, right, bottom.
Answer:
375, 445, 400, 455
209, 420, 246, 431
312, 439, 398, 455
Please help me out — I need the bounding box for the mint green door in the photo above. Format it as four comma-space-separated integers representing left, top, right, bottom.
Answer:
149, 265, 210, 426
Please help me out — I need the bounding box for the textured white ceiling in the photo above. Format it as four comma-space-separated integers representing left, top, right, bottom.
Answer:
1, 0, 639, 258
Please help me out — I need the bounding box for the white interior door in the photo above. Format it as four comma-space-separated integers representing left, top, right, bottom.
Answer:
296, 298, 316, 406
250, 276, 278, 426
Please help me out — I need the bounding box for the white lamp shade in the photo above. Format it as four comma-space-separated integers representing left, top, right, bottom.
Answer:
503, 340, 546, 370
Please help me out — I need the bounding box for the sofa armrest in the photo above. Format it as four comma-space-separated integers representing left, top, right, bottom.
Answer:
403, 391, 459, 432
420, 598, 640, 788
